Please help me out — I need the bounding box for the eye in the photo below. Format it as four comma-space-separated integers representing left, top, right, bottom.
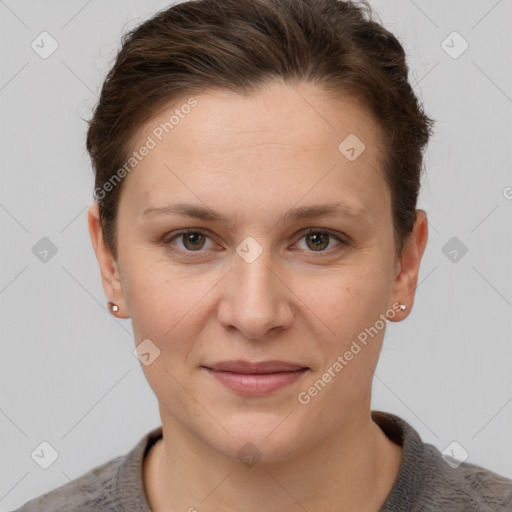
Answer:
294, 228, 347, 253
164, 229, 216, 252
162, 227, 348, 255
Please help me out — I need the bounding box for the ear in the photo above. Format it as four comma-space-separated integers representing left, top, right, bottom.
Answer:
388, 209, 428, 322
87, 202, 129, 318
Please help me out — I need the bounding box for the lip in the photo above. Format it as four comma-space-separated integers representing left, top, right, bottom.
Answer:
205, 360, 308, 373
202, 360, 309, 396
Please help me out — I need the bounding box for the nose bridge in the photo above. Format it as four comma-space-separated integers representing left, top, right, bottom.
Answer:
237, 248, 275, 300
219, 240, 291, 338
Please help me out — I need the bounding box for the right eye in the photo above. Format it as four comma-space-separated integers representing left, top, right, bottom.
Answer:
163, 229, 217, 253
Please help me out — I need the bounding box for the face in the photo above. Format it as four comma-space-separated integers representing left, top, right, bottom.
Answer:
89, 81, 426, 462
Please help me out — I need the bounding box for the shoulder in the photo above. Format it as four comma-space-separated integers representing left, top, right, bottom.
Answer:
12, 426, 162, 512
423, 444, 512, 511
12, 454, 124, 511
372, 410, 512, 511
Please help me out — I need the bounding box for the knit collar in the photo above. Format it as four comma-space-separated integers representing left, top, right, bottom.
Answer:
371, 410, 426, 511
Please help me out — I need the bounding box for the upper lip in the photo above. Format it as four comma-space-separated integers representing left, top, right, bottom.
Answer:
203, 360, 308, 374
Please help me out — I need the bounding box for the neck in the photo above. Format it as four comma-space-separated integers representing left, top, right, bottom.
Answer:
143, 399, 403, 512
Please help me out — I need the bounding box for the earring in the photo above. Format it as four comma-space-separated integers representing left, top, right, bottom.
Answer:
386, 304, 407, 322
108, 301, 119, 313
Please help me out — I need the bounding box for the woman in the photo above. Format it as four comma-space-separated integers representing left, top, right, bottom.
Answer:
14, 0, 512, 510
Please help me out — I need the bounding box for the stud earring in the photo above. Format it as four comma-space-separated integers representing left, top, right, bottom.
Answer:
386, 302, 408, 321
108, 301, 119, 313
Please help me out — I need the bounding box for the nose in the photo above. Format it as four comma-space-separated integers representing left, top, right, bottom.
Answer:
217, 247, 294, 340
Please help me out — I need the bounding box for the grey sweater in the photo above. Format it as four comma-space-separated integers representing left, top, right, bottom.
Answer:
13, 411, 512, 511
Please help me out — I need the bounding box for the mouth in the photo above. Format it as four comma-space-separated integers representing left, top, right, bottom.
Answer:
202, 360, 309, 396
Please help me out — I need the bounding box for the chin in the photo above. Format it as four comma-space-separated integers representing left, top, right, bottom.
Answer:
204, 413, 309, 465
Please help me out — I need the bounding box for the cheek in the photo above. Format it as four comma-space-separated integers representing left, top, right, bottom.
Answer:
295, 263, 390, 342
298, 266, 391, 406
122, 249, 206, 339
298, 302, 387, 425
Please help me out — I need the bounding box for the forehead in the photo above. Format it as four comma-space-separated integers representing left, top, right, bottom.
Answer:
121, 81, 389, 223
142, 82, 381, 150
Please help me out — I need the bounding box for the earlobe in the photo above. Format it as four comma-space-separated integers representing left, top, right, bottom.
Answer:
87, 203, 129, 318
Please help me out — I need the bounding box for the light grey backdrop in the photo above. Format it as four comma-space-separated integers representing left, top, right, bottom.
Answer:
1, 0, 511, 509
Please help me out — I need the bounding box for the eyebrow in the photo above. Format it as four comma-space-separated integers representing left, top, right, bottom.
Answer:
142, 201, 370, 229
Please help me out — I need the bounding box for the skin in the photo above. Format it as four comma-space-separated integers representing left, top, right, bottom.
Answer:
88, 80, 428, 511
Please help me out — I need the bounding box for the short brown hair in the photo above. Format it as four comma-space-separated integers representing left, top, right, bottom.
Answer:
86, 0, 435, 261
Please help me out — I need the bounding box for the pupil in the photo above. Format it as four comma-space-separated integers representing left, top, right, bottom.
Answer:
309, 233, 328, 250
186, 233, 203, 249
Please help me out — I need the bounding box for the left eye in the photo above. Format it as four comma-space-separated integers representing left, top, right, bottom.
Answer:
294, 229, 344, 252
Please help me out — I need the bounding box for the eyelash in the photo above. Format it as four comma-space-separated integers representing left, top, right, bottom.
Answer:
161, 228, 349, 257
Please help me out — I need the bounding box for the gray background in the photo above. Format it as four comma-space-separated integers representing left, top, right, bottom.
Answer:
1, 0, 511, 509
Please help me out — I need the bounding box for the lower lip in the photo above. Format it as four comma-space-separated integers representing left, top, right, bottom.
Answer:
204, 368, 308, 396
